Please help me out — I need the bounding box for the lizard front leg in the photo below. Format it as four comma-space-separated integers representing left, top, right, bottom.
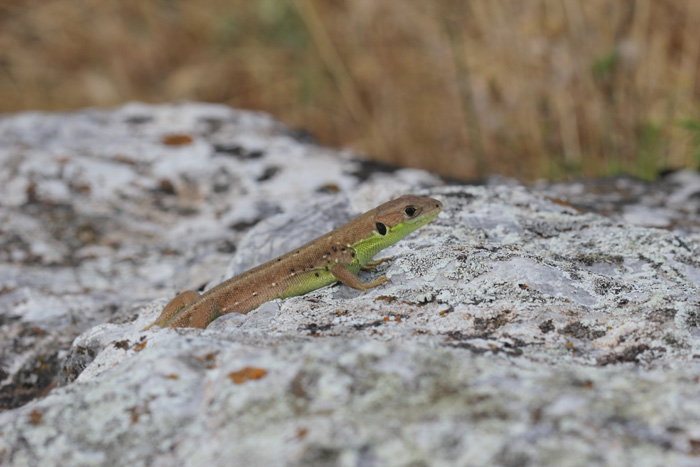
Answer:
331, 263, 390, 293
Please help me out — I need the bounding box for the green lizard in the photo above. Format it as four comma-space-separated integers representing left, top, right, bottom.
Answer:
144, 195, 442, 329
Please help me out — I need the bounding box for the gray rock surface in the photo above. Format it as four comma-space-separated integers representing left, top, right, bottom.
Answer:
1, 103, 700, 466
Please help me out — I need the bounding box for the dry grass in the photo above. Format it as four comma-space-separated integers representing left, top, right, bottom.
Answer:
1, 0, 699, 180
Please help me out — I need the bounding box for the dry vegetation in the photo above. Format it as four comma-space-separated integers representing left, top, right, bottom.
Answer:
1, 0, 700, 180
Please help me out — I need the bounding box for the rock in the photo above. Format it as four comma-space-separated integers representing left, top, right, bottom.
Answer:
537, 170, 700, 235
1, 103, 699, 466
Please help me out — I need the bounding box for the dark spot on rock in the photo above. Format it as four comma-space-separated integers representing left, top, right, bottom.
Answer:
598, 344, 650, 366
446, 342, 489, 354
25, 181, 38, 204
443, 192, 475, 200
444, 331, 469, 340
317, 184, 340, 194
663, 333, 685, 348
300, 323, 332, 335
572, 379, 595, 389
214, 144, 243, 156
560, 321, 606, 340
229, 219, 261, 232
213, 180, 230, 193
648, 308, 677, 323
298, 445, 341, 466
473, 314, 508, 334
216, 240, 237, 254
124, 115, 152, 125
353, 320, 384, 330
75, 345, 96, 358
176, 207, 199, 217
443, 334, 525, 357
501, 341, 524, 356
113, 340, 130, 350
199, 118, 224, 134
346, 160, 401, 183
213, 144, 264, 159
473, 317, 488, 331
592, 278, 624, 296
0, 351, 61, 410
158, 179, 176, 195
257, 166, 280, 182
539, 319, 554, 333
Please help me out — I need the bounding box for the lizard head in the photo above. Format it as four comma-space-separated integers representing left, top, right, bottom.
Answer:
351, 195, 442, 263
372, 195, 443, 236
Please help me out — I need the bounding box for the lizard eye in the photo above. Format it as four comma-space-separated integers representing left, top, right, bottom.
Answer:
375, 222, 387, 235
404, 206, 417, 217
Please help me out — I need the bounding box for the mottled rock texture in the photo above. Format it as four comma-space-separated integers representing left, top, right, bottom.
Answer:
1, 103, 699, 466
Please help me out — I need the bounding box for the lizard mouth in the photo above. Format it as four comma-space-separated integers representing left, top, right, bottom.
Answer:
407, 197, 442, 225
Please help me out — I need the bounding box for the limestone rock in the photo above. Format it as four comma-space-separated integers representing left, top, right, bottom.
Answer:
1, 103, 699, 466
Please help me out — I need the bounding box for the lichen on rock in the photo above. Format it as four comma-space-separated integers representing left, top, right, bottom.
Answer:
1, 103, 700, 466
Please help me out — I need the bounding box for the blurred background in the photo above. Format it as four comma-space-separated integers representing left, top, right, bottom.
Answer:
1, 0, 700, 181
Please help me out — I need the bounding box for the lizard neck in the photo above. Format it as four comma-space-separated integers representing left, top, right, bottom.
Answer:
351, 210, 439, 265
352, 234, 398, 266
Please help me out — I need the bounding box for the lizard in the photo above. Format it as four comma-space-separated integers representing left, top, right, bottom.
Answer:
143, 194, 442, 329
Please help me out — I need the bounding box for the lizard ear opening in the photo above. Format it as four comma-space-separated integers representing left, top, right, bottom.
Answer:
375, 222, 387, 235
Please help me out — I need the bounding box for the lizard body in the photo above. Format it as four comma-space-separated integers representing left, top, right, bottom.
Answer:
144, 195, 442, 329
